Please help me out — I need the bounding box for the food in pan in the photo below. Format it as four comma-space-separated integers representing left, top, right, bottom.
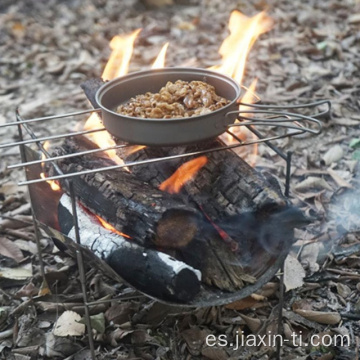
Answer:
116, 80, 230, 119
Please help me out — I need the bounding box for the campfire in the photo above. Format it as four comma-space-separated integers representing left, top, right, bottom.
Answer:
2, 10, 330, 306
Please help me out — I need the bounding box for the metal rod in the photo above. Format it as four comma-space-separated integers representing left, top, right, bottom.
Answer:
7, 143, 131, 169
15, 109, 49, 293
68, 181, 96, 360
285, 152, 292, 197
0, 108, 101, 129
0, 127, 106, 149
238, 99, 331, 117
18, 133, 300, 186
244, 126, 287, 160
16, 111, 72, 180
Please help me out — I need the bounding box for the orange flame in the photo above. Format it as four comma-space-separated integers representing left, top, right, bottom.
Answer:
40, 141, 61, 191
102, 29, 142, 81
159, 156, 207, 194
220, 77, 259, 165
210, 10, 272, 85
40, 172, 61, 191
152, 43, 169, 69
84, 29, 142, 165
95, 215, 131, 239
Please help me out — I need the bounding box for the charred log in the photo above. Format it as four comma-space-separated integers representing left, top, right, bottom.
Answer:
115, 139, 287, 220
80, 78, 104, 109
48, 136, 201, 249
49, 136, 255, 291
58, 193, 201, 302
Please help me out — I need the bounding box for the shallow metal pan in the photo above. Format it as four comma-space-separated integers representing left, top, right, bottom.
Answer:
95, 67, 241, 146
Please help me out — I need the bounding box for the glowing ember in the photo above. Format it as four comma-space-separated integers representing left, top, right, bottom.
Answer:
152, 42, 169, 69
95, 215, 131, 239
126, 145, 146, 155
159, 156, 208, 194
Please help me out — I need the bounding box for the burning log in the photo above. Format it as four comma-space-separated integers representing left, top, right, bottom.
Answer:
49, 135, 255, 291
58, 194, 201, 303
48, 136, 201, 249
116, 140, 287, 218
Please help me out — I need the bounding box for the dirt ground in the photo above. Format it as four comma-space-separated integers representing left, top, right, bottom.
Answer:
1, 0, 360, 359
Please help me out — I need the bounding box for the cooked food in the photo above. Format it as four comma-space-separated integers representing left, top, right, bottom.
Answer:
116, 80, 230, 119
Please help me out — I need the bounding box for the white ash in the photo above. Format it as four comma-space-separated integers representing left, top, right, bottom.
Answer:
59, 194, 202, 277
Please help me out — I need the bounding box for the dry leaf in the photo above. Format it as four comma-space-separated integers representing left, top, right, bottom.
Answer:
321, 145, 344, 166
53, 311, 85, 337
105, 303, 136, 325
15, 282, 39, 298
108, 328, 133, 347
332, 118, 360, 126
201, 346, 228, 360
225, 296, 264, 310
336, 283, 351, 299
348, 13, 360, 24
239, 314, 262, 333
327, 169, 352, 188
300, 242, 323, 273
293, 309, 341, 325
0, 262, 32, 280
79, 313, 105, 334
284, 255, 305, 291
295, 176, 333, 191
0, 237, 24, 263
182, 328, 210, 356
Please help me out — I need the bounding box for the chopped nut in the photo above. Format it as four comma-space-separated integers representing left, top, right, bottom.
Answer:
116, 80, 230, 119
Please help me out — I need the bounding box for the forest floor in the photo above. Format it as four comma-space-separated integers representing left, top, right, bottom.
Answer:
1, 0, 360, 359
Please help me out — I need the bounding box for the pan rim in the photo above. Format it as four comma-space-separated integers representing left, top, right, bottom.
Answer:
95, 67, 242, 122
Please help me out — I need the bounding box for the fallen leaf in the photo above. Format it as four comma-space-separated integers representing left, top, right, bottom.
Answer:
336, 283, 351, 299
79, 313, 105, 334
201, 346, 228, 360
284, 254, 305, 291
321, 145, 344, 166
225, 296, 264, 310
53, 311, 85, 337
0, 237, 24, 263
239, 314, 262, 333
300, 242, 322, 273
348, 13, 360, 24
295, 176, 333, 191
349, 138, 360, 149
15, 282, 39, 298
43, 333, 82, 358
13, 240, 38, 255
0, 262, 32, 280
182, 328, 210, 356
105, 302, 137, 325
293, 309, 341, 325
352, 149, 360, 160
332, 118, 360, 126
109, 328, 134, 347
327, 169, 352, 188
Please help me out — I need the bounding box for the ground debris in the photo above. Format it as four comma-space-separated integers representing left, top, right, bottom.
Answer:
1, 0, 360, 358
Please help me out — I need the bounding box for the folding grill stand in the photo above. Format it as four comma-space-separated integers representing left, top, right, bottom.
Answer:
1, 99, 330, 360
